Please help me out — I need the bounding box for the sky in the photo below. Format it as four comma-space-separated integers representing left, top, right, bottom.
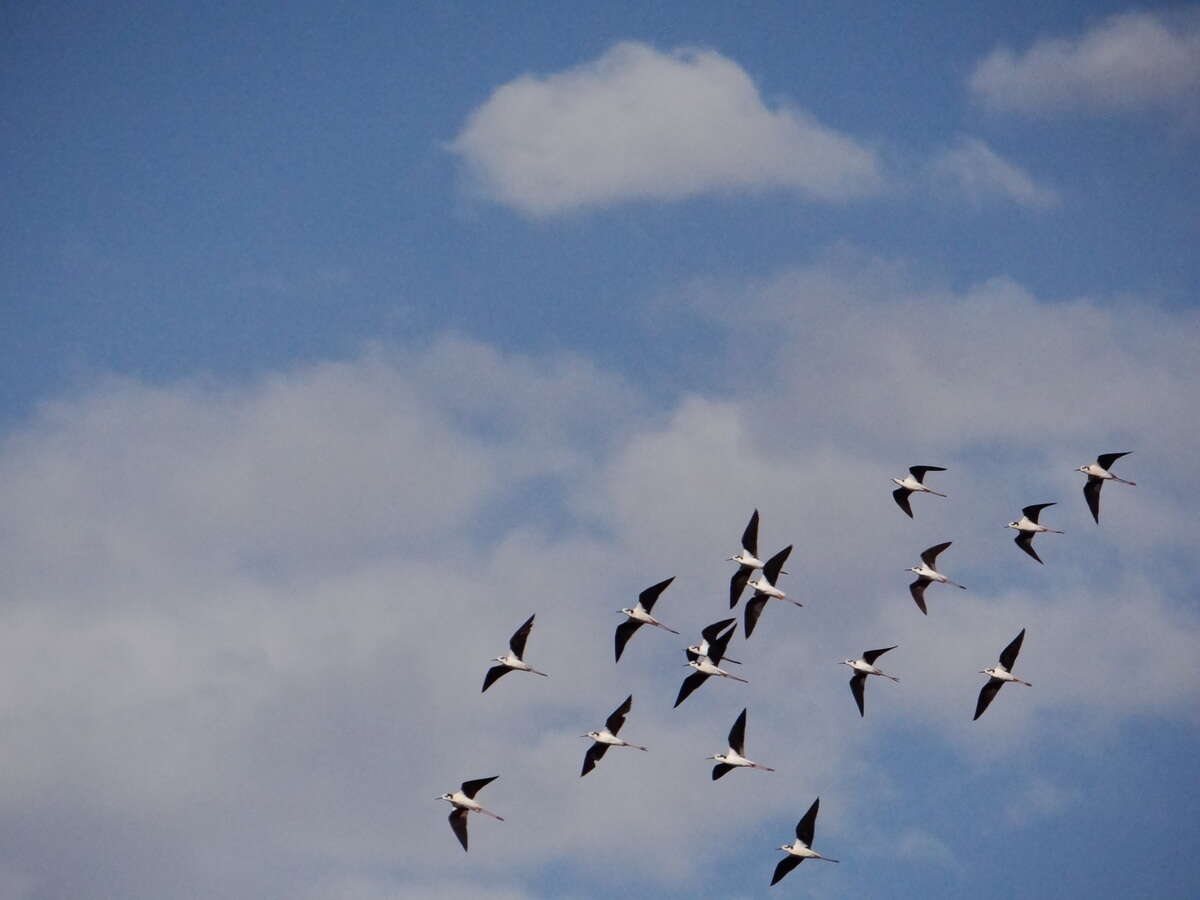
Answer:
1, 2, 1199, 898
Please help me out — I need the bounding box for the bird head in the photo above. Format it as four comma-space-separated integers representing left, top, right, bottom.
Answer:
438, 793, 453, 802
618, 607, 634, 616
1006, 521, 1020, 529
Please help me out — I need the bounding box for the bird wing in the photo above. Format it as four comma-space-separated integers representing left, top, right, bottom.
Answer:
892, 487, 913, 518
674, 670, 709, 708
974, 677, 1004, 720
762, 545, 793, 585
481, 664, 511, 693
849, 672, 866, 717
701, 617, 736, 644
921, 541, 952, 568
728, 708, 748, 755
638, 576, 674, 612
909, 579, 928, 615
509, 613, 535, 658
1014, 531, 1043, 564
1097, 451, 1131, 470
909, 465, 946, 482
729, 565, 752, 609
712, 762, 736, 781
744, 594, 768, 638
796, 797, 820, 845
1083, 476, 1103, 524
581, 741, 609, 777
1022, 502, 1055, 522
614, 619, 643, 663
710, 623, 737, 664
460, 776, 499, 798
605, 695, 633, 735
448, 808, 469, 851
771, 854, 803, 885
862, 646, 896, 665
998, 628, 1026, 671
741, 508, 760, 557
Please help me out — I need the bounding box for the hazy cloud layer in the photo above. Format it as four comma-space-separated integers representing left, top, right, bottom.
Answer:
450, 42, 882, 216
930, 136, 1059, 210
970, 9, 1200, 116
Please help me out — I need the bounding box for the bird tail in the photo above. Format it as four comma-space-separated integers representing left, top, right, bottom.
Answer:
723, 672, 750, 684
928, 489, 947, 497
1116, 477, 1136, 486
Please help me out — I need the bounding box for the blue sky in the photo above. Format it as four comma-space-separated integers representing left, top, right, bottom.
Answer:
2, 3, 1199, 898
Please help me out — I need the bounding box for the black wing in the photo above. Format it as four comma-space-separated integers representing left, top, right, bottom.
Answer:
728, 708, 748, 755
712, 762, 736, 781
606, 695, 633, 735
1022, 502, 1055, 522
1014, 531, 1043, 564
921, 541, 952, 568
509, 613, 535, 658
771, 854, 803, 885
744, 594, 769, 638
909, 579, 928, 615
448, 808, 469, 851
729, 565, 752, 608
892, 487, 913, 518
796, 797, 820, 845
974, 677, 1004, 720
614, 619, 643, 662
581, 741, 609, 776
481, 664, 511, 693
1097, 451, 1131, 470
674, 670, 709, 708
862, 646, 896, 665
638, 576, 674, 612
849, 672, 866, 717
460, 776, 498, 799
741, 509, 760, 557
709, 623, 737, 664
998, 628, 1026, 671
702, 617, 736, 644
762, 545, 793, 585
909, 465, 946, 482
1083, 476, 1103, 524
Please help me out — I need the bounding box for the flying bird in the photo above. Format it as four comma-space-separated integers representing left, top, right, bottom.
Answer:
841, 646, 900, 717
907, 541, 965, 615
891, 465, 947, 518
439, 776, 503, 851
581, 695, 647, 776
687, 617, 742, 666
1006, 503, 1064, 564
614, 576, 680, 662
744, 545, 798, 638
482, 613, 548, 692
708, 708, 774, 779
1078, 452, 1136, 524
675, 622, 746, 708
728, 509, 765, 608
974, 628, 1031, 720
771, 797, 838, 885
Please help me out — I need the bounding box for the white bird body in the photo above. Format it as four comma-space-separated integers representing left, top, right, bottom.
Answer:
891, 465, 947, 518
747, 575, 788, 600
842, 646, 899, 717
687, 656, 748, 683
907, 542, 964, 615
981, 664, 1030, 686
492, 652, 544, 674
1078, 452, 1136, 524
1008, 517, 1060, 534
585, 728, 643, 749
974, 629, 1031, 720
771, 798, 838, 884
620, 604, 677, 631
442, 791, 501, 817
780, 841, 835, 862
439, 776, 503, 851
708, 709, 773, 777
581, 696, 647, 775
892, 474, 941, 494
909, 563, 953, 585
844, 658, 899, 680
482, 614, 547, 692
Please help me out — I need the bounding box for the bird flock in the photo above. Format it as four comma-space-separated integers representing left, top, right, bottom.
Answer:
439, 452, 1137, 884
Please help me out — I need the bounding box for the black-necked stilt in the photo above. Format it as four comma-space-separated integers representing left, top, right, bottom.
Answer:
581, 695, 647, 776
907, 541, 965, 615
891, 465, 947, 519
1006, 502, 1063, 564
615, 577, 680, 662
708, 707, 774, 779
771, 797, 838, 884
687, 617, 742, 666
729, 509, 765, 608
482, 614, 548, 692
974, 628, 1031, 720
675, 622, 745, 707
841, 646, 899, 717
1078, 452, 1136, 524
439, 776, 503, 851
744, 545, 797, 638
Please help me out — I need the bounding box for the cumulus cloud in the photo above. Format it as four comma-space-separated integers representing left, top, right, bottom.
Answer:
969, 10, 1200, 117
449, 42, 882, 216
930, 136, 1059, 210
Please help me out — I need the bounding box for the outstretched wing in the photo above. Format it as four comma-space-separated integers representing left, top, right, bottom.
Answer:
741, 509, 760, 557
613, 619, 642, 663
729, 565, 752, 609
892, 487, 913, 518
710, 623, 737, 664
702, 617, 736, 644
909, 579, 928, 615
796, 797, 820, 845
1097, 451, 1131, 471
712, 762, 736, 781
974, 677, 1004, 720
771, 854, 803, 885
448, 808, 469, 851
460, 776, 498, 799
481, 665, 511, 693
849, 672, 866, 717
1083, 476, 1103, 524
909, 465, 946, 482
1014, 531, 1043, 564
728, 708, 748, 755
744, 594, 769, 639
998, 628, 1026, 671
921, 541, 952, 568
1021, 502, 1055, 522
674, 671, 709, 708
581, 741, 609, 776
638, 576, 674, 612
605, 695, 633, 735
862, 646, 896, 665
509, 614, 535, 658
762, 545, 793, 585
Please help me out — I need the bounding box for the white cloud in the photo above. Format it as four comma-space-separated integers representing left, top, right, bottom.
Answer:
930, 136, 1059, 210
449, 42, 882, 216
969, 10, 1200, 116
